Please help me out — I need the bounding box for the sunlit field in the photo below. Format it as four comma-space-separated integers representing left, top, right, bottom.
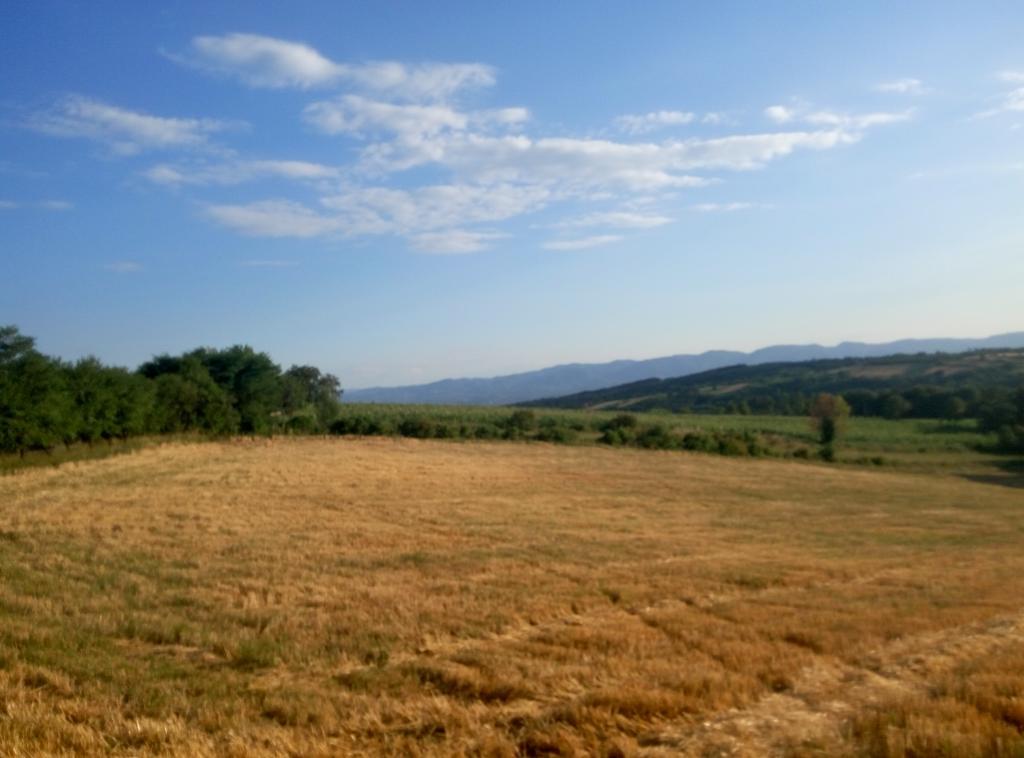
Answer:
1, 437, 1022, 756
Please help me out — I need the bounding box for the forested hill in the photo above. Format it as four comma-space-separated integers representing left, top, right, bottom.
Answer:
526, 349, 1024, 417
345, 333, 1024, 405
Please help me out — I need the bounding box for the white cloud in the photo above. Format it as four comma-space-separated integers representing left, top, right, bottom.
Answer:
804, 110, 912, 129
180, 33, 494, 100
202, 125, 867, 248
205, 183, 545, 247
975, 72, 1024, 118
616, 110, 694, 134
0, 199, 73, 210
186, 33, 344, 88
553, 210, 672, 229
543, 234, 622, 251
765, 105, 796, 124
144, 159, 339, 186
104, 261, 142, 273
471, 107, 530, 128
28, 95, 233, 155
362, 130, 851, 192
345, 60, 495, 102
304, 95, 468, 138
411, 229, 506, 254
875, 78, 928, 95
690, 202, 758, 212
205, 200, 344, 238
147, 46, 909, 254
319, 183, 549, 235
765, 102, 910, 130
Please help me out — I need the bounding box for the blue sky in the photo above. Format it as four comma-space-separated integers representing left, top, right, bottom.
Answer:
2, 2, 1023, 388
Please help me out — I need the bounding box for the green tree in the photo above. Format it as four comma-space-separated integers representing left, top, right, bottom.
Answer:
150, 357, 238, 434
0, 327, 75, 454
282, 365, 342, 431
879, 393, 911, 420
191, 346, 282, 434
809, 393, 851, 460
68, 357, 120, 444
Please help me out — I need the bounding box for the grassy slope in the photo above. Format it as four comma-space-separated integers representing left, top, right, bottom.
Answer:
0, 438, 1022, 755
528, 348, 1024, 412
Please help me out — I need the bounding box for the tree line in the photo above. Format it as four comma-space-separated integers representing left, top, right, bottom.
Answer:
0, 326, 342, 456
677, 385, 1017, 421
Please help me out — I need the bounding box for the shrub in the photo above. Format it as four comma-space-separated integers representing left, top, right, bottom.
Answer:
536, 425, 577, 444
474, 424, 501, 439
398, 417, 435, 438
682, 432, 714, 452
635, 424, 675, 450
717, 435, 749, 457
506, 410, 537, 433
603, 413, 638, 431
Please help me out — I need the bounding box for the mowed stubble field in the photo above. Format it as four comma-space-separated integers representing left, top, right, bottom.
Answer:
0, 437, 1022, 756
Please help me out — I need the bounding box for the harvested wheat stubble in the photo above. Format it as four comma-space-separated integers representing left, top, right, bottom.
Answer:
0, 437, 1021, 756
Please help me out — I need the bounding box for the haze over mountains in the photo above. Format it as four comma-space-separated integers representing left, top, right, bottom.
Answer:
345, 332, 1024, 406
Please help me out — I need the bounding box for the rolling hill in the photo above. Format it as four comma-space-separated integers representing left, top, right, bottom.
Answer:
526, 348, 1024, 414
344, 333, 1024, 405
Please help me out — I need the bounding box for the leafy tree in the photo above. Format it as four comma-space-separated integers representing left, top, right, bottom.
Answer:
0, 327, 74, 454
191, 346, 282, 434
151, 357, 238, 434
282, 365, 342, 431
978, 386, 1024, 453
879, 393, 911, 420
809, 393, 851, 460
68, 357, 120, 444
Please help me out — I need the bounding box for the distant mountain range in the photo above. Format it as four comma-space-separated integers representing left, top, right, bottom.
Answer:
343, 332, 1024, 406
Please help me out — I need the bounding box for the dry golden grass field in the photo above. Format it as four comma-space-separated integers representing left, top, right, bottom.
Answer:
0, 437, 1023, 756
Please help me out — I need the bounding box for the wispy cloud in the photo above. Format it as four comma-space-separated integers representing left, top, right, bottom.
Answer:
615, 110, 694, 134
764, 105, 796, 124
411, 229, 506, 254
176, 33, 494, 101
28, 95, 235, 155
552, 210, 672, 229
144, 159, 339, 186
690, 202, 761, 212
205, 200, 344, 238
974, 71, 1024, 119
875, 78, 928, 95
319, 183, 549, 235
543, 234, 622, 251
804, 110, 912, 129
0, 200, 74, 210
208, 183, 545, 252
304, 95, 470, 138
103, 261, 142, 273
360, 131, 853, 190
765, 102, 910, 130
150, 39, 912, 253
203, 126, 882, 248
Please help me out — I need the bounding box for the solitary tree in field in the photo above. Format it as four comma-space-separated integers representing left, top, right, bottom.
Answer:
809, 393, 850, 460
